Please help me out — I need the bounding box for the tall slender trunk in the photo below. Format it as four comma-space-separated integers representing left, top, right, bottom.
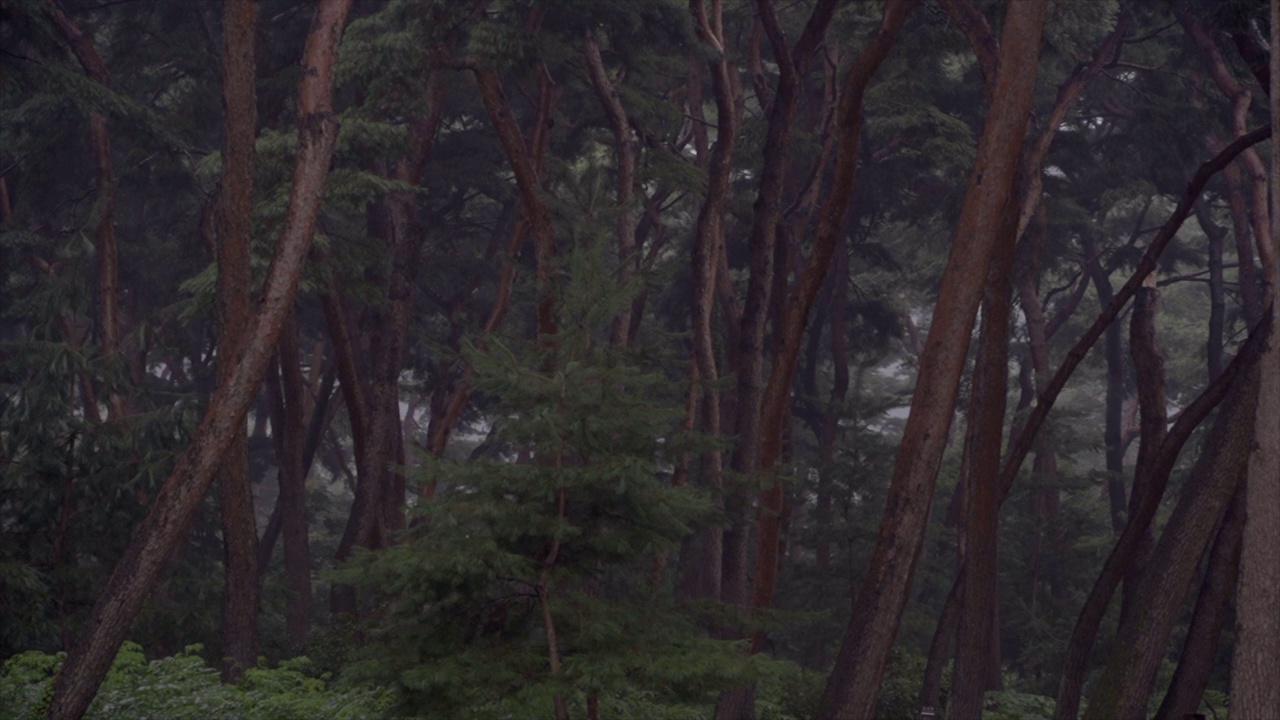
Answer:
680, 0, 735, 614
948, 187, 1019, 720
1229, 3, 1280, 709
212, 0, 259, 681
819, 3, 1045, 717
46, 2, 351, 716
276, 314, 312, 652
711, 3, 839, 716
1082, 234, 1128, 535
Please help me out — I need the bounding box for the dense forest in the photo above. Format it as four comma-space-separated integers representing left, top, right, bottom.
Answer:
2, 0, 1279, 718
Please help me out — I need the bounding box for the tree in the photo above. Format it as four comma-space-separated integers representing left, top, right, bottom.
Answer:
46, 1, 353, 715
1229, 0, 1280, 713
820, 1, 1049, 716
213, 0, 260, 681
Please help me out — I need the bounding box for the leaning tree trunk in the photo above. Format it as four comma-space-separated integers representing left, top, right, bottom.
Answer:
212, 0, 260, 681
46, 3, 352, 717
1229, 1, 1280, 710
1154, 487, 1244, 720
1084, 321, 1267, 719
1051, 310, 1270, 720
818, 2, 1047, 717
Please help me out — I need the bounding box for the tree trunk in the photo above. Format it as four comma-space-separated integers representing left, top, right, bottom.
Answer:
1154, 487, 1244, 720
712, 2, 838, 715
1083, 233, 1128, 535
211, 0, 260, 682
582, 27, 638, 347
276, 314, 312, 652
1119, 278, 1166, 627
679, 0, 735, 614
1229, 3, 1280, 709
332, 66, 448, 611
1084, 333, 1265, 719
819, 2, 1046, 717
1051, 311, 1270, 720
46, 2, 351, 715
948, 187, 1019, 720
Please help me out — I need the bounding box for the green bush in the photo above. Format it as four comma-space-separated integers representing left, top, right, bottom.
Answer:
0, 643, 392, 720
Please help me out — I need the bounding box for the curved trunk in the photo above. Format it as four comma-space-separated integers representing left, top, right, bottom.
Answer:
46, 2, 352, 716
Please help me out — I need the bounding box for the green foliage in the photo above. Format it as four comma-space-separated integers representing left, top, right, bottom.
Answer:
980, 688, 1057, 720
0, 644, 391, 720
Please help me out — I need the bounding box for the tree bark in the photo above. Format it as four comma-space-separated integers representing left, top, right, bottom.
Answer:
211, 0, 260, 682
948, 184, 1019, 720
1084, 331, 1265, 720
1194, 198, 1227, 379
818, 2, 1046, 717
1154, 487, 1244, 720
582, 27, 639, 347
1229, 2, 1280, 709
711, 2, 839, 715
46, 2, 351, 715
1051, 310, 1271, 720
276, 314, 312, 652
1118, 278, 1166, 627
679, 0, 735, 615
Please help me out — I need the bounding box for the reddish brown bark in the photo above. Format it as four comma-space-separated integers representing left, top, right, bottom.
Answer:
46, 2, 352, 715
1177, 6, 1275, 281
210, 0, 260, 681
422, 83, 554, 483
949, 188, 1019, 720
1118, 279, 1166, 628
1194, 199, 1227, 379
714, 6, 840, 717
320, 277, 369, 470
475, 66, 559, 343
819, 2, 1044, 717
1224, 161, 1263, 323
